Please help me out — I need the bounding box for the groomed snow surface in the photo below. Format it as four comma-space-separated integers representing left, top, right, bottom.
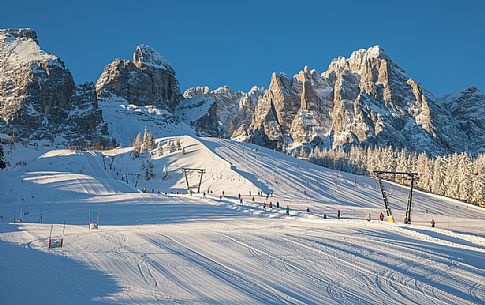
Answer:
0, 136, 484, 305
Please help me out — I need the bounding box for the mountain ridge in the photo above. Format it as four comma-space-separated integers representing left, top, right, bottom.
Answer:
1, 28, 483, 155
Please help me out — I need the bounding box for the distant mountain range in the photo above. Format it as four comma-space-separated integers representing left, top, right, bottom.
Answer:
1, 28, 484, 155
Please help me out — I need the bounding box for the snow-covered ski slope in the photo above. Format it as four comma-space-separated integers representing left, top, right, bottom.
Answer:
0, 136, 484, 305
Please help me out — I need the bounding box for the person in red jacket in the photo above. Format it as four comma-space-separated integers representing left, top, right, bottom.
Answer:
379, 212, 384, 221
431, 219, 436, 227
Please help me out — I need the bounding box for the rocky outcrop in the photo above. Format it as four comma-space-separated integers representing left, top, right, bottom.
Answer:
246, 67, 334, 148
64, 83, 112, 147
234, 46, 471, 154
177, 85, 264, 137
1, 29, 483, 155
96, 45, 182, 111
0, 28, 111, 146
443, 87, 485, 153
0, 28, 75, 140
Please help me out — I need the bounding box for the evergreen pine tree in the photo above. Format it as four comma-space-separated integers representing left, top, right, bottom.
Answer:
0, 144, 6, 169
142, 128, 154, 153
162, 165, 169, 180
157, 141, 164, 156
132, 132, 143, 156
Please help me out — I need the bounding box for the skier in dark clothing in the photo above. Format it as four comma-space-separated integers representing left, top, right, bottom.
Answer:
238, 193, 241, 200
306, 207, 310, 213
323, 213, 327, 219
337, 210, 341, 219
269, 202, 273, 209
276, 201, 280, 208
431, 219, 436, 227
379, 212, 384, 221
286, 206, 290, 215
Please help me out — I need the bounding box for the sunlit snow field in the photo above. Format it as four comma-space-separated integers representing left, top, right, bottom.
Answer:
0, 136, 484, 304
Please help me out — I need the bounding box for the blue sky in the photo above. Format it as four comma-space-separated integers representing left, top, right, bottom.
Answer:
2, 0, 484, 96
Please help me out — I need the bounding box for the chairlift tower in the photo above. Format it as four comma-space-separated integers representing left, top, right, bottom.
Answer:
373, 170, 417, 224
182, 168, 206, 195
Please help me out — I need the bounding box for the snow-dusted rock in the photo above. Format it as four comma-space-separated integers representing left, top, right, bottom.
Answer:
96, 45, 182, 112
443, 87, 485, 153
177, 85, 264, 137
0, 28, 75, 140
0, 29, 112, 146
236, 46, 473, 154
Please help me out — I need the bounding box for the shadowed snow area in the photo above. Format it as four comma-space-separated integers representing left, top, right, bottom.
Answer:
0, 136, 484, 304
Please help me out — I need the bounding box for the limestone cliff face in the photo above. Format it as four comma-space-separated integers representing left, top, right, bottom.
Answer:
177, 85, 264, 138
0, 28, 75, 140
238, 46, 470, 154
0, 29, 111, 146
1, 29, 482, 154
65, 83, 111, 147
96, 45, 182, 111
321, 46, 467, 153
246, 67, 333, 149
443, 87, 485, 153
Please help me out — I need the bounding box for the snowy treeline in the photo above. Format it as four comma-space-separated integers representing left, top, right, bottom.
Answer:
308, 146, 485, 206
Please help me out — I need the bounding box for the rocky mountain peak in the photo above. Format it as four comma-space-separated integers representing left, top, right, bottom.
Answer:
183, 86, 210, 98
0, 28, 110, 146
0, 28, 38, 44
96, 45, 182, 110
133, 44, 173, 72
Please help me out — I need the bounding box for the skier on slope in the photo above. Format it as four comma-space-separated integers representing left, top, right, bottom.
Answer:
431, 219, 436, 227
337, 210, 341, 219
366, 214, 371, 221
276, 201, 280, 209
286, 206, 290, 215
238, 193, 241, 200
306, 207, 310, 213
252, 196, 255, 203
263, 203, 266, 211
269, 202, 273, 209
379, 212, 384, 221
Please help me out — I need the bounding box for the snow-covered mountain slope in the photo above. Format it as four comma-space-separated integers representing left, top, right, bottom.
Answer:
1, 136, 484, 304
98, 96, 193, 146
